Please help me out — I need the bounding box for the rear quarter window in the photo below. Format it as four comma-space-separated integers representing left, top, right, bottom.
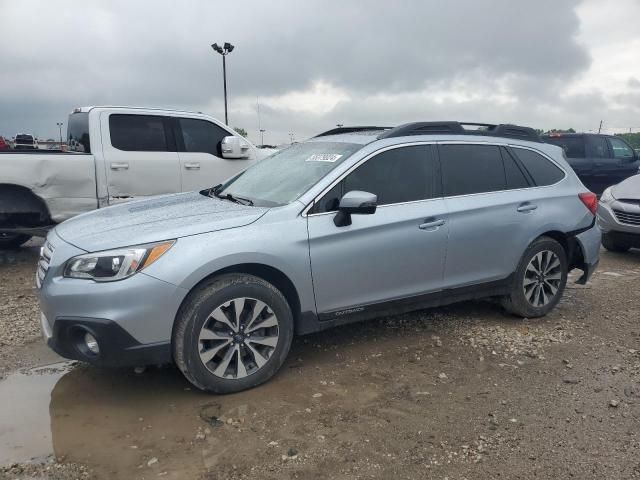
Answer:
67, 112, 91, 153
511, 148, 565, 186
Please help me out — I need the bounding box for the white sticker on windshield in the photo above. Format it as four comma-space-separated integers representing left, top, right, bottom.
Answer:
306, 154, 343, 163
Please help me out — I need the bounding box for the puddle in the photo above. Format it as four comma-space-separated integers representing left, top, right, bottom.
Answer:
0, 362, 72, 465
0, 343, 383, 478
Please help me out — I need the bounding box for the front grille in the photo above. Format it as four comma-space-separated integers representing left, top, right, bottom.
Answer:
36, 241, 54, 288
613, 209, 640, 226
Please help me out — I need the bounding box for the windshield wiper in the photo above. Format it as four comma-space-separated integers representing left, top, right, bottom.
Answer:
213, 189, 254, 206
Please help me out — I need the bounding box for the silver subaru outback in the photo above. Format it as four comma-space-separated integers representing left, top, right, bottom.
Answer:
37, 122, 601, 393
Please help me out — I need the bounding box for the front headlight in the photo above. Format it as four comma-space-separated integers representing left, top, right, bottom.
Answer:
64, 240, 175, 281
600, 187, 615, 204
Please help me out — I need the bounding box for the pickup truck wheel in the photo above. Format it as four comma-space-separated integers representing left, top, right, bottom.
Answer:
173, 274, 294, 394
0, 233, 32, 249
501, 237, 568, 318
602, 233, 630, 253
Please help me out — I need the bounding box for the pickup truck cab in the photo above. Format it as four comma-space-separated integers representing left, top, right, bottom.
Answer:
0, 106, 266, 248
541, 133, 640, 194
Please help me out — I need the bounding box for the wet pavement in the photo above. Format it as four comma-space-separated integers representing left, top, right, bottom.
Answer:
1, 246, 639, 479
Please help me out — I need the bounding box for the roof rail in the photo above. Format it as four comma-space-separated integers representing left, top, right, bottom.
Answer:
315, 126, 391, 137
378, 122, 542, 143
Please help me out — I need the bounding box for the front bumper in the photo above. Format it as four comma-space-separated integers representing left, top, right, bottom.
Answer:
597, 200, 640, 235
37, 230, 188, 367
41, 313, 171, 367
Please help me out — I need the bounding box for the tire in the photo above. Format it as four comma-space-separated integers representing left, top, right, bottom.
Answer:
501, 236, 568, 318
602, 233, 630, 253
173, 274, 294, 394
0, 233, 32, 249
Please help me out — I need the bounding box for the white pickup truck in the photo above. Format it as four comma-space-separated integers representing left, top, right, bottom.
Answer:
0, 106, 270, 248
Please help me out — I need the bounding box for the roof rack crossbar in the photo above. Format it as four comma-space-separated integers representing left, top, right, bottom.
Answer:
315, 126, 391, 137
378, 121, 541, 143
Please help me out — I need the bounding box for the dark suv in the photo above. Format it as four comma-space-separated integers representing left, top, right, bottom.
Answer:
541, 133, 639, 194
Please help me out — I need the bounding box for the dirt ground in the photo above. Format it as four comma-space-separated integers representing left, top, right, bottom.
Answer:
0, 240, 639, 480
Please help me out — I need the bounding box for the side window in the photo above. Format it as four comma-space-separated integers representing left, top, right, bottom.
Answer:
501, 147, 530, 189
440, 144, 506, 196
179, 118, 229, 156
608, 137, 634, 159
343, 145, 438, 206
310, 145, 437, 213
511, 148, 565, 186
587, 136, 610, 158
109, 114, 168, 152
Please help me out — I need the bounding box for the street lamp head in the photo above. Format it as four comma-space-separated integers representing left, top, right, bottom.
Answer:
224, 42, 234, 52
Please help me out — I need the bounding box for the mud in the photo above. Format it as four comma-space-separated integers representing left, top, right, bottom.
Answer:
1, 245, 639, 479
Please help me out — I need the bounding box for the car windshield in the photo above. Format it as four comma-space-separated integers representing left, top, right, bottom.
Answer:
217, 141, 361, 207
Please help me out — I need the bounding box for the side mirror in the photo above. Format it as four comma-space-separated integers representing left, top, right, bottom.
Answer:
221, 136, 250, 159
334, 190, 377, 227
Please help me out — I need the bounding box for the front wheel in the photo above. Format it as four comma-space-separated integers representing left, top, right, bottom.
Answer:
173, 274, 294, 394
602, 233, 630, 253
501, 237, 568, 318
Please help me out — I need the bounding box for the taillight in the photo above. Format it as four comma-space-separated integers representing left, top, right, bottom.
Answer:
578, 192, 597, 215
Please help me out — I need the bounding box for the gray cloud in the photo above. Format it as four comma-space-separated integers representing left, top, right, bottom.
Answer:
0, 0, 634, 143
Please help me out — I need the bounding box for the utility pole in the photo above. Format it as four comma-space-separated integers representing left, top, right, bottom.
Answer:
598, 120, 603, 134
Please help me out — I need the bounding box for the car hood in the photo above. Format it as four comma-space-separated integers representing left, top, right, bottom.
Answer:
55, 191, 268, 252
612, 174, 640, 201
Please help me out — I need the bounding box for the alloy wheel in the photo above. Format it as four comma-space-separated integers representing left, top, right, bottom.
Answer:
522, 250, 562, 307
198, 297, 279, 379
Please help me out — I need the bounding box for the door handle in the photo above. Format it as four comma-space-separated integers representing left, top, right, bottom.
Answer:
184, 162, 200, 170
110, 162, 129, 170
419, 218, 445, 230
517, 203, 538, 213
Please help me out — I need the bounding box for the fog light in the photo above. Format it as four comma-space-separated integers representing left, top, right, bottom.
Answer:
84, 332, 100, 355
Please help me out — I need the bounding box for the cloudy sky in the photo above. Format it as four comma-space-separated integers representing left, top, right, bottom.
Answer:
1, 0, 639, 145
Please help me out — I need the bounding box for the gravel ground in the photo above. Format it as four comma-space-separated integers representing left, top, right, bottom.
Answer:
0, 242, 639, 479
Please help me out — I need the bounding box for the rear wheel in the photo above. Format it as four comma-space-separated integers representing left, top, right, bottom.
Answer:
501, 237, 568, 318
602, 233, 630, 253
173, 274, 294, 393
0, 233, 32, 249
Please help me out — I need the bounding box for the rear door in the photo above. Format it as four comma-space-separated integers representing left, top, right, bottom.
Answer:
175, 117, 255, 192
439, 143, 538, 288
100, 113, 181, 203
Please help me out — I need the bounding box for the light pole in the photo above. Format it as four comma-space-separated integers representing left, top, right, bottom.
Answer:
211, 42, 235, 125
56, 122, 63, 145
260, 129, 266, 146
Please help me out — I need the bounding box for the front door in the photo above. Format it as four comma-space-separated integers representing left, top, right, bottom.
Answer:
101, 112, 181, 203
175, 117, 256, 192
307, 144, 448, 316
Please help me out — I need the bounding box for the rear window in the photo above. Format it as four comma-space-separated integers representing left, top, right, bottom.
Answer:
440, 144, 506, 196
543, 135, 585, 158
67, 112, 91, 153
511, 148, 565, 186
109, 114, 168, 152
